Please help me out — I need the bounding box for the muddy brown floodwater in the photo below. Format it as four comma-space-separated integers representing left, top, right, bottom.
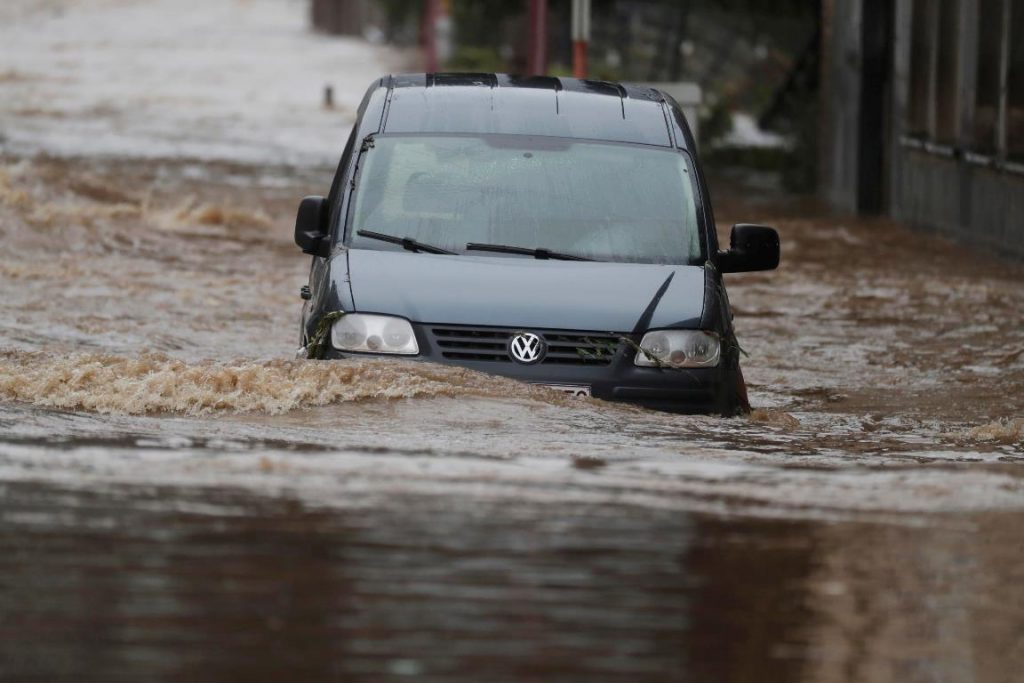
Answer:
1, 153, 1023, 682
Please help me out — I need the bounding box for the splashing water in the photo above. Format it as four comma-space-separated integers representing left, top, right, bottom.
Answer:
0, 350, 558, 416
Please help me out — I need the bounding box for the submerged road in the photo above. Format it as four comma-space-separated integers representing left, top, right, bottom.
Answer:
1, 1, 1023, 680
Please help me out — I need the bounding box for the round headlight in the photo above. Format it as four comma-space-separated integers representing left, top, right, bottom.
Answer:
684, 335, 715, 363
640, 332, 671, 360
330, 314, 419, 355
668, 349, 687, 364
383, 319, 413, 348
332, 315, 367, 349
635, 330, 720, 368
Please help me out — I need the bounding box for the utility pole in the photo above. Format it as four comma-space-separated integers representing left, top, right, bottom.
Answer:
571, 0, 591, 79
527, 0, 548, 76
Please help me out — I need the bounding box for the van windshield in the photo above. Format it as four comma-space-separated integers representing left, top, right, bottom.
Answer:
348, 134, 703, 264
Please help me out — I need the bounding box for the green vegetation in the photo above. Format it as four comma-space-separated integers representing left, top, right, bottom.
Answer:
306, 311, 347, 360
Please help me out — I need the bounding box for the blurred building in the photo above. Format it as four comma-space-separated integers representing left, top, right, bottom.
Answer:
821, 0, 1024, 257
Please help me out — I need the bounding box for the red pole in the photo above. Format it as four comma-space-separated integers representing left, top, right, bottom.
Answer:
423, 0, 439, 72
572, 40, 588, 79
527, 0, 548, 76
571, 0, 590, 79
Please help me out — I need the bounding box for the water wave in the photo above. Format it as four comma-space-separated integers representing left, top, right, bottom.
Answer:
966, 418, 1024, 444
0, 350, 548, 415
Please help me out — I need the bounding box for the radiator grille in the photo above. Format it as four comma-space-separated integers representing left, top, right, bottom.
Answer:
430, 326, 624, 366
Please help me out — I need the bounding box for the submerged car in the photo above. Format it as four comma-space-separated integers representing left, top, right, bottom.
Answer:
294, 73, 779, 415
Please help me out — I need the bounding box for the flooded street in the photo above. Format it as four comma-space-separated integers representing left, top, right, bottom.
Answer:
2, 1, 1023, 680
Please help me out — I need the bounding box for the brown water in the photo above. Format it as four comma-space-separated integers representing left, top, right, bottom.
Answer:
3, 480, 1022, 682
2, 153, 1023, 681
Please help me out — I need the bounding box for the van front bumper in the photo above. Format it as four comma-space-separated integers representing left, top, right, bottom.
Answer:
322, 321, 729, 414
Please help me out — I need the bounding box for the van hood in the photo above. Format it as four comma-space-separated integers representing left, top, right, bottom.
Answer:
342, 249, 707, 332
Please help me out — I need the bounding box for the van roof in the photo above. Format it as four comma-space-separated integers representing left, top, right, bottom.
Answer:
375, 73, 687, 149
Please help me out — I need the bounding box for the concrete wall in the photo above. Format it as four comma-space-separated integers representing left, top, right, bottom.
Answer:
889, 0, 1024, 259
898, 150, 1024, 258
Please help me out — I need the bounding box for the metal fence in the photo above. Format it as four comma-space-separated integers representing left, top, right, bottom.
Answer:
821, 0, 1024, 258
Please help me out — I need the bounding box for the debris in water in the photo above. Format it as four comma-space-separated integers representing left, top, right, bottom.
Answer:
188, 202, 272, 229
748, 408, 801, 430
572, 455, 608, 470
966, 418, 1024, 444
0, 168, 31, 209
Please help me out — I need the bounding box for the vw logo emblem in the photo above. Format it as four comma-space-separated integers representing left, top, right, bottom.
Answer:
509, 332, 545, 364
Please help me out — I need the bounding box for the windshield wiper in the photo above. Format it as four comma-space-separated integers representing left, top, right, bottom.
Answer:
465, 242, 593, 261
357, 230, 457, 255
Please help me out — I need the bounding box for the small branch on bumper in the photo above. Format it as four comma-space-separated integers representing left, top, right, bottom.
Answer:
305, 311, 346, 360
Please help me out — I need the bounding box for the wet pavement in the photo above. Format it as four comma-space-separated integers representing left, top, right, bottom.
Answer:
2, 1, 1024, 680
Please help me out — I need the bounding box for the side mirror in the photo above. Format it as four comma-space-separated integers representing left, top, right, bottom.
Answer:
294, 195, 330, 257
718, 224, 780, 273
